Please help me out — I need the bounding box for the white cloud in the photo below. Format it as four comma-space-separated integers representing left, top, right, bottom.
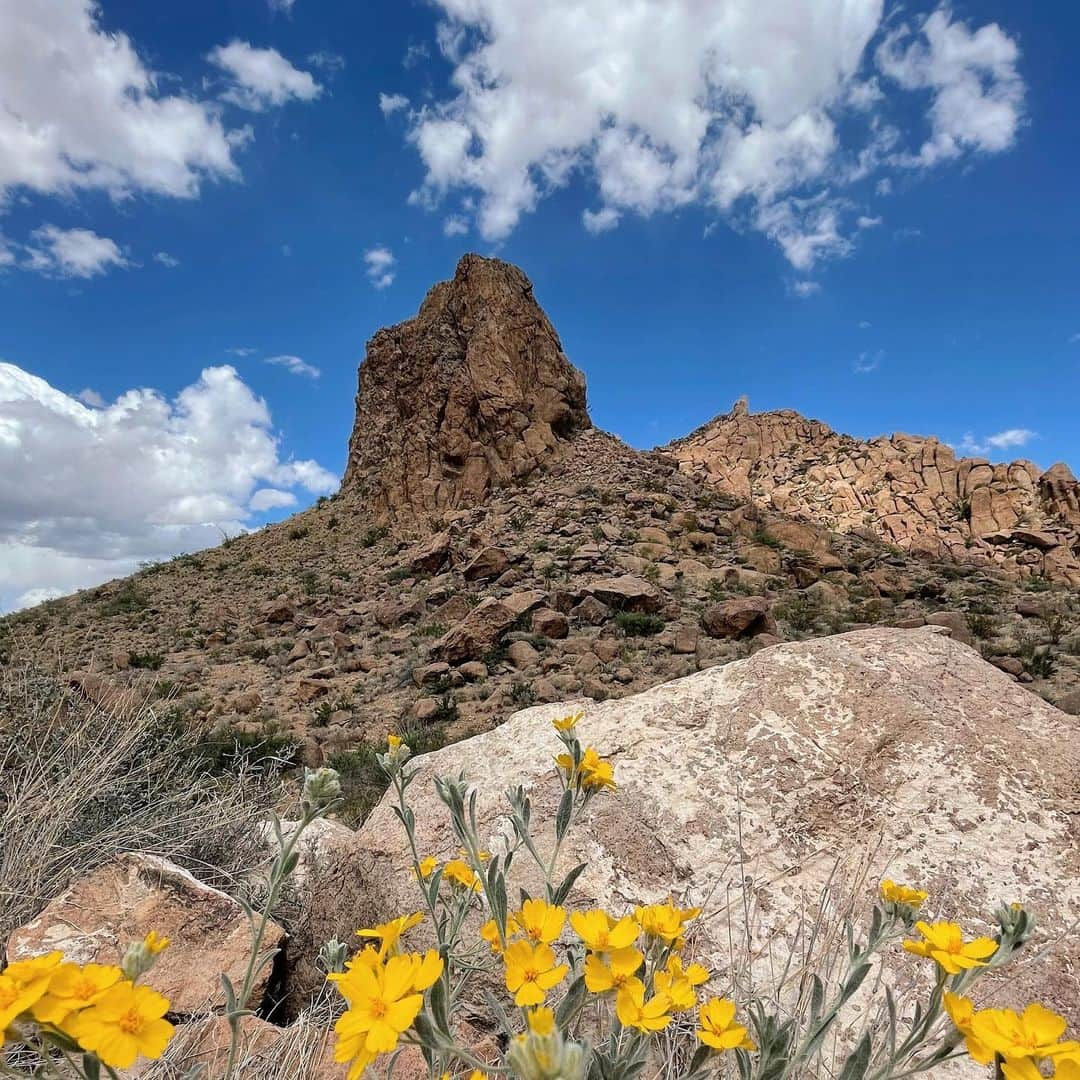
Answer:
858, 320, 872, 329
227, 346, 257, 357
0, 361, 336, 612
208, 42, 322, 112
443, 215, 469, 237
308, 51, 345, 75
153, 251, 180, 268
379, 93, 410, 116
264, 354, 320, 379
363, 246, 396, 289
24, 225, 128, 279
877, 10, 1024, 167
77, 388, 105, 407
791, 280, 821, 298
0, 234, 14, 268
267, 0, 295, 12
583, 207, 620, 234
397, 1, 1023, 269
0, 0, 239, 204
1068, 332, 1080, 344
403, 42, 431, 69
956, 428, 1037, 457
854, 349, 883, 373
857, 214, 883, 229
249, 488, 297, 512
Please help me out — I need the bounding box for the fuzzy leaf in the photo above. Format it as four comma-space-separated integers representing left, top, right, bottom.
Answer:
553, 862, 588, 906
838, 1032, 873, 1080
555, 787, 574, 842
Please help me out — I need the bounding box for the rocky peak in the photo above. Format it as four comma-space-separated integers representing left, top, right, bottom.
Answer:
667, 400, 1080, 585
342, 254, 590, 525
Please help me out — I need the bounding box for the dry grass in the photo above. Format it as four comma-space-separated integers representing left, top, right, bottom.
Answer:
0, 656, 282, 938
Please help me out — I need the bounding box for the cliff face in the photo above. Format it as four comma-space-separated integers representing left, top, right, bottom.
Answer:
341, 254, 590, 525
667, 403, 1080, 585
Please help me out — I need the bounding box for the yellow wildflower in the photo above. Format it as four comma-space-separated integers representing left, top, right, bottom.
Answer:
970, 1003, 1079, 1062
903, 921, 998, 975
0, 971, 51, 1044
552, 712, 582, 732
943, 992, 994, 1065
615, 982, 672, 1032
655, 956, 710, 1011
527, 1006, 555, 1035
634, 899, 702, 945
583, 948, 644, 994
3, 951, 63, 986
880, 880, 929, 908
570, 909, 639, 953
387, 734, 402, 750
332, 950, 443, 1071
357, 913, 424, 957
503, 940, 568, 1007
480, 916, 520, 954
32, 963, 122, 1026
68, 982, 174, 1069
515, 899, 566, 944
555, 746, 616, 791
414, 856, 438, 879
443, 859, 482, 892
142, 931, 170, 955
698, 997, 755, 1051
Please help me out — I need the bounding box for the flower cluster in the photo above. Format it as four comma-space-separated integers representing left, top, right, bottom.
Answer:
946, 995, 1079, 1080
0, 934, 174, 1070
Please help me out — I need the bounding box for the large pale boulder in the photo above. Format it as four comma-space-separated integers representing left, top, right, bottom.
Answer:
355, 628, 1080, 1024
6, 854, 285, 1016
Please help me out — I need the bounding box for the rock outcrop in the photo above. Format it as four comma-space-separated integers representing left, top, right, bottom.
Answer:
668, 403, 1080, 585
353, 627, 1080, 1025
342, 253, 590, 525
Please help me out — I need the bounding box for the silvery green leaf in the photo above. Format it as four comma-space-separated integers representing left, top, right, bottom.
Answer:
838, 1032, 873, 1080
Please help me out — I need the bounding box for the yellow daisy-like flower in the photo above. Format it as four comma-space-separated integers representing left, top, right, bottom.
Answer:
480, 916, 520, 954
655, 956, 711, 1011
634, 899, 702, 945
570, 909, 639, 953
970, 1004, 1079, 1062
1055, 1054, 1080, 1080
414, 856, 438, 880
698, 997, 755, 1051
515, 899, 566, 945
903, 921, 998, 975
555, 746, 617, 792
615, 982, 672, 1032
880, 880, 929, 908
443, 859, 482, 892
583, 948, 644, 994
332, 950, 443, 1075
943, 992, 994, 1065
357, 913, 424, 958
0, 971, 51, 1043
552, 712, 583, 732
32, 963, 123, 1027
387, 734, 402, 750
3, 951, 64, 986
67, 982, 174, 1069
527, 1006, 556, 1035
503, 940, 568, 1007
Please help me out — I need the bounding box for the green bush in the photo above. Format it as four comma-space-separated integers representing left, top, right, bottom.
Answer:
614, 611, 665, 637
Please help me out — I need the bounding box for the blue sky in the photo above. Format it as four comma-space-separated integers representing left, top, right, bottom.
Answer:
0, 0, 1077, 610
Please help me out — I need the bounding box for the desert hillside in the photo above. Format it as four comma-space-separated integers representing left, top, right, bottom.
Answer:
2, 256, 1077, 806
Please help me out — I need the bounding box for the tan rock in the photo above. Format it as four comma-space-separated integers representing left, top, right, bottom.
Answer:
6, 854, 285, 1015
701, 596, 776, 639
353, 629, 1080, 1025
462, 545, 511, 581
581, 574, 663, 613
432, 598, 516, 663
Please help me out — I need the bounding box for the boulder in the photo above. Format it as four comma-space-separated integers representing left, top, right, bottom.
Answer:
462, 546, 511, 581
6, 854, 285, 1015
581, 574, 662, 613
408, 530, 452, 574
432, 598, 516, 663
925, 610, 974, 647
531, 607, 569, 639
700, 596, 776, 639
353, 629, 1080, 1025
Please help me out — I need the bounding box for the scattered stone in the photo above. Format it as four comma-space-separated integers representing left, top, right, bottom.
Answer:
701, 596, 776, 639
433, 598, 517, 663
507, 640, 540, 670
582, 575, 663, 613
462, 546, 511, 581
531, 608, 569, 639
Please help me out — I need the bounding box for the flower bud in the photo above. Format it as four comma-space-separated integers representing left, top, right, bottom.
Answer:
507, 1024, 586, 1080
121, 931, 170, 981
301, 766, 342, 815
318, 936, 349, 974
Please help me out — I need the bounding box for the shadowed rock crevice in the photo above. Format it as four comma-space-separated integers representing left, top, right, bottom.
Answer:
342, 253, 591, 526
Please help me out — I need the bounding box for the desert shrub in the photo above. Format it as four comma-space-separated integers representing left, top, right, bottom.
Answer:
287, 525, 310, 541
416, 622, 447, 638
510, 680, 537, 706
967, 612, 998, 640
360, 525, 388, 548
773, 595, 822, 635
615, 611, 665, 636
100, 581, 149, 616
299, 570, 319, 596
0, 659, 278, 938
128, 651, 165, 671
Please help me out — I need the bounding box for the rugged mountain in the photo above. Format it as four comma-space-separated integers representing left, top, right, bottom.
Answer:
668, 399, 1080, 585
2, 256, 1077, 802
342, 253, 590, 524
